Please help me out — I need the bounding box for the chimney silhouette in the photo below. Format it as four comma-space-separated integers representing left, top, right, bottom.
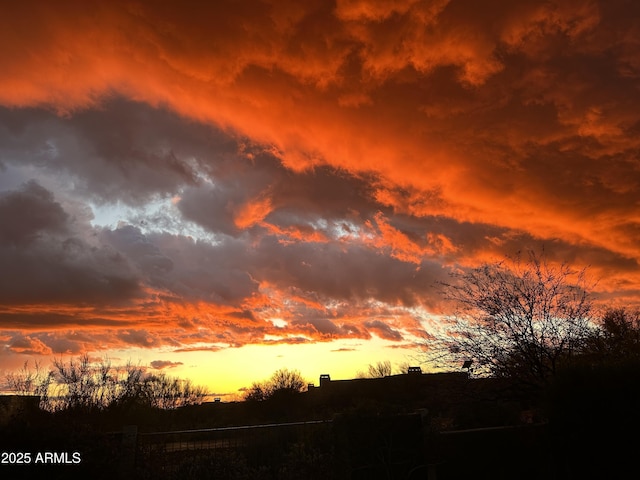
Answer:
319, 374, 331, 387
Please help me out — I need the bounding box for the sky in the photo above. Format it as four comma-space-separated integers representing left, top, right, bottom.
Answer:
1, 0, 639, 398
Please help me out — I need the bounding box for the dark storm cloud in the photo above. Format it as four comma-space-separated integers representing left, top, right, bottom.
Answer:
0, 101, 236, 205
0, 182, 140, 306
177, 149, 384, 237
0, 180, 68, 244
0, 312, 134, 330
250, 235, 448, 307
364, 320, 403, 341
143, 230, 260, 305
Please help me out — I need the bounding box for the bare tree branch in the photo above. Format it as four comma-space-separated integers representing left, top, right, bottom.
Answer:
424, 251, 595, 388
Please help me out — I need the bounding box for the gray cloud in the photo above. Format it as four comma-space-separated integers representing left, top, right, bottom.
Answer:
0, 182, 140, 306
0, 100, 235, 206
364, 320, 403, 342
150, 360, 184, 370
0, 180, 68, 244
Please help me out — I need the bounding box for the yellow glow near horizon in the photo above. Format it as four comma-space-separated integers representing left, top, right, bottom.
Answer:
88, 338, 422, 400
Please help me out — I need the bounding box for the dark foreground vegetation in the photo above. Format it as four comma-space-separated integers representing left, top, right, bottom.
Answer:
2, 252, 639, 479
2, 354, 638, 480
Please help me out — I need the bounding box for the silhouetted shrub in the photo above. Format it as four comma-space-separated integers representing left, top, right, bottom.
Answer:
4, 355, 207, 413
244, 368, 306, 401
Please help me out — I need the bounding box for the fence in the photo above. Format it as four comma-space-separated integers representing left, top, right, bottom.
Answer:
123, 420, 335, 478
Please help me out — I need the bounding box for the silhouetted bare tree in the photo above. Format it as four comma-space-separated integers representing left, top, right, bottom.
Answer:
244, 368, 306, 401
356, 360, 413, 378
356, 360, 393, 378
5, 355, 207, 411
269, 368, 306, 392
368, 360, 392, 377
582, 307, 640, 364
427, 251, 594, 387
5, 360, 53, 408
143, 373, 208, 409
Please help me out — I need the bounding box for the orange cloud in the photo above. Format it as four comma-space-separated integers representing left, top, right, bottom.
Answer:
1, 0, 640, 369
8, 335, 53, 355
362, 212, 457, 264
234, 194, 274, 229
262, 223, 330, 244
334, 0, 426, 22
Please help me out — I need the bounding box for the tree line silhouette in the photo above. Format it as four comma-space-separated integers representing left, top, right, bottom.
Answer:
6, 355, 207, 412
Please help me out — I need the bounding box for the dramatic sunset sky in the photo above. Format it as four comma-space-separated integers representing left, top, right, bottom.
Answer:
1, 0, 639, 397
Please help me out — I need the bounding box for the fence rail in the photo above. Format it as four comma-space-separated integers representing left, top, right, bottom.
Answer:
126, 419, 335, 477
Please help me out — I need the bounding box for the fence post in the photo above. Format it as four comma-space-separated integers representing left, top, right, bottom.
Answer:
120, 425, 138, 476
